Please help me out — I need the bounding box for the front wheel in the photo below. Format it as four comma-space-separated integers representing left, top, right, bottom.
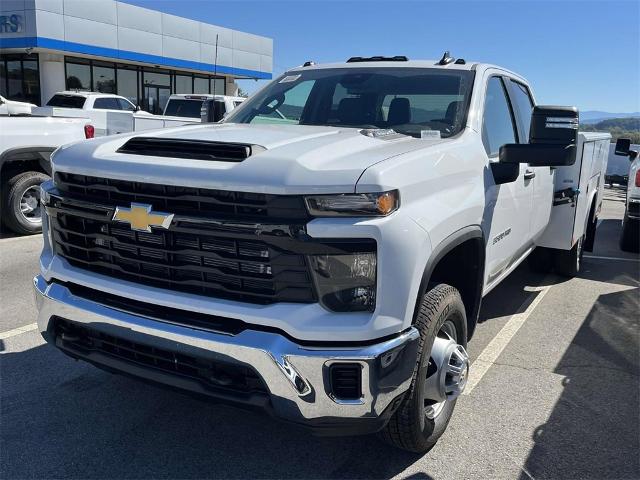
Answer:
381, 284, 469, 453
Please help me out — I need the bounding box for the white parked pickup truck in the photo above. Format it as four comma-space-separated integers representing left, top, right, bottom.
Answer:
0, 116, 93, 234
163, 94, 244, 119
34, 91, 202, 136
0, 95, 36, 115
614, 139, 640, 251
34, 55, 609, 453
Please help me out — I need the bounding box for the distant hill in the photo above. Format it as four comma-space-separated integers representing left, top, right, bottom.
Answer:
581, 111, 640, 124
580, 117, 640, 143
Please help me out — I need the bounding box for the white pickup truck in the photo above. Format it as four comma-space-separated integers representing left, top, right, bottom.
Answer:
34, 55, 609, 453
614, 139, 640, 251
0, 95, 36, 116
34, 91, 202, 136
0, 115, 93, 234
163, 94, 244, 119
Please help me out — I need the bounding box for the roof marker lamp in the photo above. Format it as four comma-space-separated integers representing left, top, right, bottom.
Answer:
305, 190, 399, 217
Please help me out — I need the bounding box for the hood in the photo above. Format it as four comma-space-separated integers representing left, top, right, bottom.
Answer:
52, 123, 446, 194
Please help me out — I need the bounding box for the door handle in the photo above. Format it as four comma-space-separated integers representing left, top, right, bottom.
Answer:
524, 168, 536, 180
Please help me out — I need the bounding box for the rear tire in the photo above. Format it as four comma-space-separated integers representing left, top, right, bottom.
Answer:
619, 213, 639, 253
1, 171, 49, 235
527, 247, 554, 274
380, 284, 468, 453
554, 235, 584, 277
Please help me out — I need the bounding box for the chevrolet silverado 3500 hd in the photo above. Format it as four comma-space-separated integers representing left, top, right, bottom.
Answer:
34, 54, 609, 453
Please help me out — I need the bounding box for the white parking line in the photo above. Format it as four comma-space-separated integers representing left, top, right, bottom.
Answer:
0, 234, 42, 243
463, 282, 552, 395
0, 323, 38, 340
584, 255, 639, 262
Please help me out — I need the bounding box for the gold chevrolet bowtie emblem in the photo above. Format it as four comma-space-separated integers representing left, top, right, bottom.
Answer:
112, 203, 174, 232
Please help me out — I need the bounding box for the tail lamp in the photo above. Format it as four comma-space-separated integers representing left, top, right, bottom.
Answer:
84, 124, 95, 139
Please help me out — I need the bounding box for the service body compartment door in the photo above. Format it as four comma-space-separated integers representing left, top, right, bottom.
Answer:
536, 133, 611, 250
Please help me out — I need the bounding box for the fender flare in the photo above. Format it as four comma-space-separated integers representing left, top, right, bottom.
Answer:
413, 225, 486, 340
0, 146, 56, 177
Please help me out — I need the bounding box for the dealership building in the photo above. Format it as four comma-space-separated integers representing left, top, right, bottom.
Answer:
0, 0, 273, 113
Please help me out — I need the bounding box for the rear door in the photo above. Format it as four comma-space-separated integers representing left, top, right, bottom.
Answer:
482, 75, 533, 288
507, 79, 554, 240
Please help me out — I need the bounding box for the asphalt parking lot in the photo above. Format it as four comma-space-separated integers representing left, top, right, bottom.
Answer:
1, 187, 638, 480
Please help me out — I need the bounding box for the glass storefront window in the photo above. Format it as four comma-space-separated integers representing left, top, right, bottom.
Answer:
117, 68, 138, 106
0, 61, 6, 97
22, 60, 40, 105
194, 76, 209, 94
0, 54, 41, 105
7, 61, 23, 99
211, 77, 225, 95
174, 75, 192, 94
66, 63, 91, 90
143, 71, 170, 87
93, 65, 116, 93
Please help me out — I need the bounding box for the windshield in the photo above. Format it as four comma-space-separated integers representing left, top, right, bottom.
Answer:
46, 95, 86, 109
164, 99, 205, 118
225, 67, 474, 138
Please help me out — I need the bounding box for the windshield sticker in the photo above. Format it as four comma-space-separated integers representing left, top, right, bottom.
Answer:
421, 130, 441, 140
279, 75, 301, 83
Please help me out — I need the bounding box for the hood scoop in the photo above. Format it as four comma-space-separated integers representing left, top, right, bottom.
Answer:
116, 137, 265, 162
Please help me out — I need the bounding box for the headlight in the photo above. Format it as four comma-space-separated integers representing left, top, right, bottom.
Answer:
309, 250, 377, 312
305, 190, 399, 217
40, 181, 54, 249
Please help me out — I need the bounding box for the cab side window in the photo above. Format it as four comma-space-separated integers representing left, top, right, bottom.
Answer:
117, 98, 136, 111
510, 81, 535, 142
482, 77, 518, 157
93, 97, 120, 110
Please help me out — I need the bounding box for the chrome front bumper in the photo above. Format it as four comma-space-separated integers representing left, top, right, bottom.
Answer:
34, 275, 419, 434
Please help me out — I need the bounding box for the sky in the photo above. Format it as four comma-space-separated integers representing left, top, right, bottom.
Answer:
126, 0, 640, 113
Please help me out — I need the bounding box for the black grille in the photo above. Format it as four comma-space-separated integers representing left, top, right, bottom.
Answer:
55, 172, 310, 221
117, 137, 259, 162
53, 318, 267, 395
50, 174, 317, 304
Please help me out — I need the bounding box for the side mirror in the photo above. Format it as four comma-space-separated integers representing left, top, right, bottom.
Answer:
615, 138, 638, 160
136, 105, 141, 112
499, 105, 579, 167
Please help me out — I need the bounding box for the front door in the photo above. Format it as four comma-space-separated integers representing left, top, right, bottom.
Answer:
144, 86, 170, 114
507, 79, 554, 240
481, 75, 534, 290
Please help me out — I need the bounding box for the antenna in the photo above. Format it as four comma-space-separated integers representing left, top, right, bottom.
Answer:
438, 51, 455, 66
212, 34, 219, 97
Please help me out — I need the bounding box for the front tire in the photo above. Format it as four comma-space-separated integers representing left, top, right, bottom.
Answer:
1, 171, 49, 235
381, 284, 468, 453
